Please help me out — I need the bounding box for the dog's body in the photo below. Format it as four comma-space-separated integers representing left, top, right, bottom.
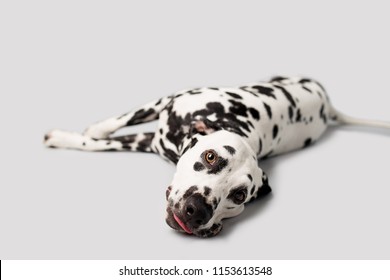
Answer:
46, 76, 331, 160
45, 76, 390, 237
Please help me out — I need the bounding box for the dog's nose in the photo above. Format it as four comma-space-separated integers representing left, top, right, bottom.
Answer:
183, 194, 212, 228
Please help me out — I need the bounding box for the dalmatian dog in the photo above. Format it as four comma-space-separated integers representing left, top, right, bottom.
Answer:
44, 76, 390, 238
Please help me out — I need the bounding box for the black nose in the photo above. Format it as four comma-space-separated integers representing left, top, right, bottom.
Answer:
183, 194, 213, 228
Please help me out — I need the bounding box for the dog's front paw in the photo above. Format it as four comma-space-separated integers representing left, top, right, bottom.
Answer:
44, 129, 84, 149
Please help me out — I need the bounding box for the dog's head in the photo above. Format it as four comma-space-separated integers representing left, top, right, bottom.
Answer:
165, 130, 271, 237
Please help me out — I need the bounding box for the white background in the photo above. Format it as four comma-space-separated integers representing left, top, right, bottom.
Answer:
1, 0, 389, 259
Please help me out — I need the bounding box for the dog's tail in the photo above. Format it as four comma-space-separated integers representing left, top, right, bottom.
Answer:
329, 106, 390, 130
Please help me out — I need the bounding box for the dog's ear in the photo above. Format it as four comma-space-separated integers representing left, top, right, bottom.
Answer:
256, 171, 272, 198
190, 119, 222, 135
248, 170, 272, 203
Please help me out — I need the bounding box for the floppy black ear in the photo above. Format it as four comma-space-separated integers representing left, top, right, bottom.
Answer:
256, 172, 272, 198
248, 171, 272, 203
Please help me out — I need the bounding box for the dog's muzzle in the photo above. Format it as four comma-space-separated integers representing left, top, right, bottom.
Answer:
166, 193, 222, 237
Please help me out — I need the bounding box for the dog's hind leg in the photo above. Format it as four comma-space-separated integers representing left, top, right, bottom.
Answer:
44, 130, 156, 153
83, 96, 172, 139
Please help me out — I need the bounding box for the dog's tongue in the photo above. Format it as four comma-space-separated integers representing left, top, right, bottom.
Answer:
173, 214, 193, 234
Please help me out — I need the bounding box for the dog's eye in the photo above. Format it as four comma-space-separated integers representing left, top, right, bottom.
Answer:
229, 189, 247, 204
233, 190, 246, 204
204, 150, 218, 165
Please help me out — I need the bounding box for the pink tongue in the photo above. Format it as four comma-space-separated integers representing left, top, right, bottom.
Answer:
173, 214, 193, 234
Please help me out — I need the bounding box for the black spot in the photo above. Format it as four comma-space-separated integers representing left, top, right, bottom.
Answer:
223, 145, 236, 155
188, 89, 202, 95
159, 128, 163, 134
272, 125, 279, 139
258, 138, 263, 154
192, 109, 212, 118
270, 76, 287, 82
225, 91, 243, 99
208, 87, 219, 90
298, 78, 312, 84
166, 186, 172, 200
204, 187, 211, 196
127, 108, 156, 125
207, 157, 229, 175
249, 108, 260, 120
183, 186, 198, 199
319, 104, 327, 124
274, 85, 296, 107
82, 142, 86, 146
251, 85, 277, 99
250, 185, 255, 195
288, 106, 294, 121
302, 85, 312, 93
193, 162, 205, 171
304, 138, 312, 148
229, 99, 248, 117
111, 134, 137, 144
110, 134, 142, 151
136, 133, 154, 152
212, 197, 219, 209
190, 138, 198, 148
247, 174, 253, 182
155, 98, 162, 106
263, 102, 272, 119
226, 207, 235, 210
296, 109, 302, 122
121, 143, 132, 150
206, 102, 225, 117
182, 145, 190, 155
